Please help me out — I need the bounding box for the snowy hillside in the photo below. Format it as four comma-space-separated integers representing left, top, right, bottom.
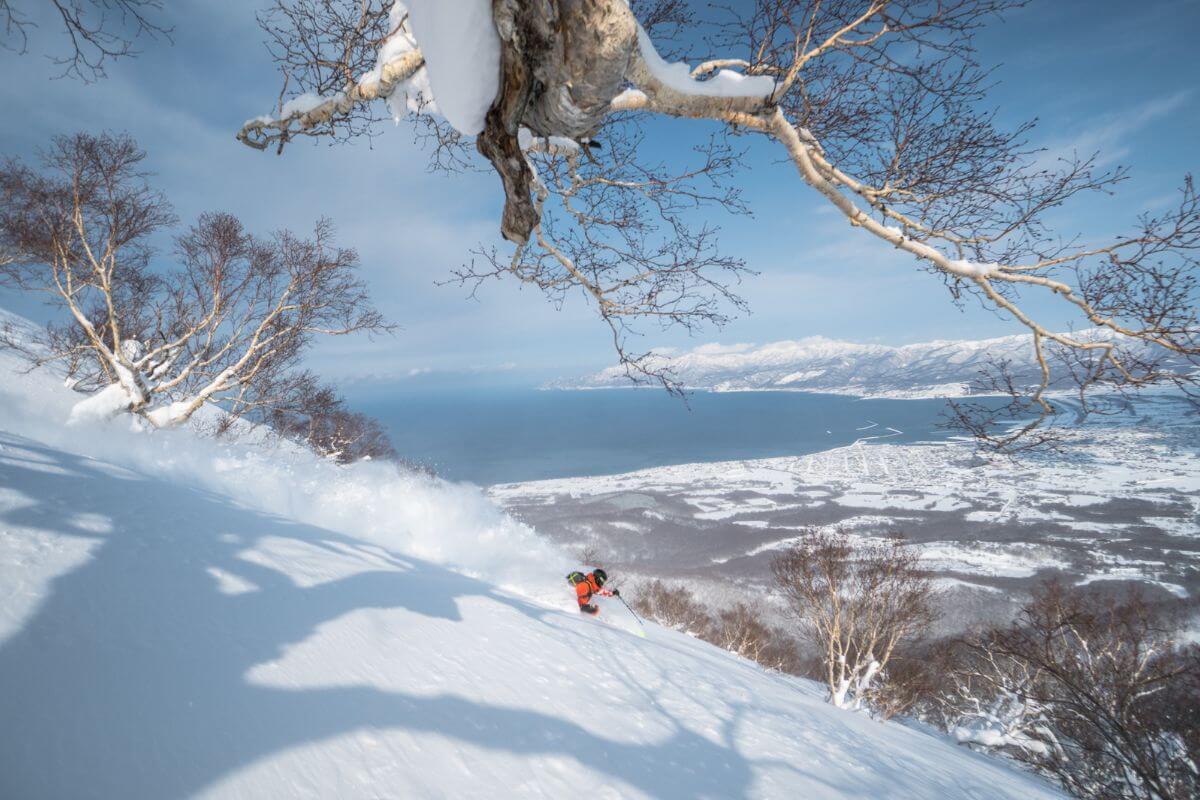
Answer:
0, 316, 1060, 798
556, 330, 1180, 398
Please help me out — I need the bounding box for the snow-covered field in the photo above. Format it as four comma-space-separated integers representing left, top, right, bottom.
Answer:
0, 318, 1063, 797
493, 396, 1200, 629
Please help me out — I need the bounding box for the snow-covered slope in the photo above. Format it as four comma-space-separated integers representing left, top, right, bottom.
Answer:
557, 329, 1178, 398
0, 319, 1061, 798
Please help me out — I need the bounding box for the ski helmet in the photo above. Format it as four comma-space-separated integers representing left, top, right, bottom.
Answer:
593, 568, 608, 586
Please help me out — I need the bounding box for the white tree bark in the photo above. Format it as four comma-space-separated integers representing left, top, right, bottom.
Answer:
235, 1, 1200, 443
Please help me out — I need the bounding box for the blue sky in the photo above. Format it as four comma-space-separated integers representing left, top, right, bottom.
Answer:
1, 0, 1196, 388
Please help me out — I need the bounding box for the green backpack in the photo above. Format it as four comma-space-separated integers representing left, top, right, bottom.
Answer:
565, 571, 587, 586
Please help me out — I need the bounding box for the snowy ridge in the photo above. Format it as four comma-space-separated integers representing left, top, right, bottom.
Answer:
0, 311, 1061, 798
556, 329, 1182, 398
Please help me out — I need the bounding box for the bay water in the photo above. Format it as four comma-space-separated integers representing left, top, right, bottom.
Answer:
347, 387, 971, 486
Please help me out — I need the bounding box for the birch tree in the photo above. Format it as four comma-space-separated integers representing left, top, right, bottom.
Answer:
237, 1, 1199, 446
0, 132, 389, 429
771, 529, 936, 712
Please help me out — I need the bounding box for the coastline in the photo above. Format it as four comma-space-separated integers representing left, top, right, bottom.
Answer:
492, 393, 1200, 632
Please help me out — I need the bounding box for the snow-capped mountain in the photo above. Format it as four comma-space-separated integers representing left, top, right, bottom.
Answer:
0, 310, 1061, 798
558, 330, 1125, 398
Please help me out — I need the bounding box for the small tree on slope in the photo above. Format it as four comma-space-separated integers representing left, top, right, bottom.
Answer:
771, 529, 936, 714
236, 1, 1200, 449
263, 378, 399, 464
0, 132, 390, 430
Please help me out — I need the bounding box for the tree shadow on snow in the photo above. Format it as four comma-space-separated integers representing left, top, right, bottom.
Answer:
0, 432, 799, 799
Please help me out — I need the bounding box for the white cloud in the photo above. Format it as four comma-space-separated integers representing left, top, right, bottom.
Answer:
1037, 90, 1192, 169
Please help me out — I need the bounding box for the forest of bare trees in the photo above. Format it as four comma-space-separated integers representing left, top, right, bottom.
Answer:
931, 582, 1199, 800
634, 528, 1198, 799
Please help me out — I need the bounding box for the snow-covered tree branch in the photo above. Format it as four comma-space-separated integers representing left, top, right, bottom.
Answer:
236, 0, 1200, 448
0, 132, 391, 429
938, 582, 1199, 800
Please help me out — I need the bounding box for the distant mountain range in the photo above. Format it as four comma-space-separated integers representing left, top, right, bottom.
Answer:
554, 330, 1149, 398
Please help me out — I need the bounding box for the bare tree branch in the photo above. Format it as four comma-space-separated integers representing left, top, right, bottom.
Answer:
235, 0, 1200, 448
939, 581, 1199, 799
0, 0, 170, 81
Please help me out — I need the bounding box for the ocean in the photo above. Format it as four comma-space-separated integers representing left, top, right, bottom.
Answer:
346, 386, 977, 486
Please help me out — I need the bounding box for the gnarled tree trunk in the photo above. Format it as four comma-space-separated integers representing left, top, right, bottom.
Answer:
479, 0, 637, 242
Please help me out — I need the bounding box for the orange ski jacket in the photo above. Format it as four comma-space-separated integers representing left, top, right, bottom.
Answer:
575, 572, 612, 608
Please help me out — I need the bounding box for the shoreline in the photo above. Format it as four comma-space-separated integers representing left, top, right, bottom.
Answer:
491, 395, 1200, 632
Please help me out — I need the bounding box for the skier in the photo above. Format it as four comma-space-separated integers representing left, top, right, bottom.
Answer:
566, 568, 619, 615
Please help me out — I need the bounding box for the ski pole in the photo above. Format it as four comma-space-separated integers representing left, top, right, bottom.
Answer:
616, 593, 645, 629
